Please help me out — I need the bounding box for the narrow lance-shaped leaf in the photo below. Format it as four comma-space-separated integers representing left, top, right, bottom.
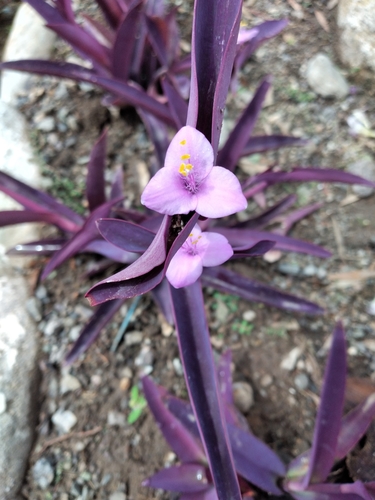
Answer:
162, 75, 188, 130
217, 77, 271, 171
142, 376, 206, 464
96, 0, 124, 29
151, 278, 174, 324
202, 267, 324, 315
86, 128, 108, 212
0, 61, 175, 127
234, 194, 297, 229
64, 299, 124, 365
97, 218, 155, 253
7, 238, 66, 256
302, 322, 346, 487
171, 281, 242, 500
25, 0, 66, 24
242, 135, 307, 156
144, 464, 211, 493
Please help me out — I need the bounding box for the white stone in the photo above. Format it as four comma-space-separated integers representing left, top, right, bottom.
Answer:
338, 0, 375, 72
32, 458, 54, 489
107, 411, 127, 427
306, 53, 349, 98
0, 392, 6, 414
232, 381, 254, 413
60, 374, 82, 395
109, 493, 126, 500
52, 410, 77, 434
347, 156, 375, 198
1, 3, 57, 104
242, 310, 256, 322
280, 347, 302, 371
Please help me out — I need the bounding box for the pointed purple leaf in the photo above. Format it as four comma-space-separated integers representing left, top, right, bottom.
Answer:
25, 0, 66, 24
0, 61, 175, 126
41, 198, 121, 280
0, 171, 83, 230
96, 0, 124, 29
145, 14, 169, 67
180, 489, 218, 500
64, 299, 124, 365
201, 267, 324, 314
142, 376, 206, 464
86, 213, 199, 305
218, 77, 272, 171
215, 228, 331, 258
151, 278, 174, 324
242, 135, 307, 156
231, 240, 275, 258
171, 281, 242, 500
235, 195, 298, 229
137, 109, 170, 168
217, 350, 233, 407
228, 423, 285, 495
7, 238, 65, 256
336, 392, 375, 460
162, 75, 188, 130
86, 128, 107, 212
303, 322, 346, 486
187, 0, 242, 156
85, 239, 137, 263
111, 1, 142, 80
54, 0, 75, 23
110, 166, 124, 201
144, 464, 210, 493
96, 218, 155, 252
0, 210, 75, 229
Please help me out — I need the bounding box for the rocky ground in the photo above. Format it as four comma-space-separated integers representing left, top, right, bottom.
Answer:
1, 0, 375, 499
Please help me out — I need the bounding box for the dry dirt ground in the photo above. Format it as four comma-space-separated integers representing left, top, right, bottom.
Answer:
1, 0, 375, 499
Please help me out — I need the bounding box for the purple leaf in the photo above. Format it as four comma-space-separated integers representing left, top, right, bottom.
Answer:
64, 299, 124, 365
235, 195, 298, 229
110, 166, 124, 201
180, 489, 218, 500
171, 281, 242, 500
111, 1, 142, 80
217, 77, 272, 171
86, 213, 199, 305
25, 0, 66, 24
161, 75, 188, 130
151, 278, 174, 324
145, 14, 169, 67
137, 109, 170, 169
187, 0, 242, 156
96, 0, 124, 29
144, 464, 210, 493
336, 392, 375, 460
7, 238, 65, 256
217, 350, 233, 407
244, 167, 375, 190
41, 198, 121, 280
85, 239, 137, 263
303, 322, 346, 486
46, 23, 111, 69
142, 376, 206, 464
54, 0, 75, 23
228, 423, 285, 495
86, 128, 108, 212
96, 218, 155, 252
215, 228, 331, 258
0, 171, 83, 230
242, 135, 307, 156
0, 61, 175, 126
231, 240, 275, 258
0, 210, 75, 229
202, 267, 324, 314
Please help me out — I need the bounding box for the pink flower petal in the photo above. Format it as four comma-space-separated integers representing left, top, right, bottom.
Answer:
201, 232, 233, 266
141, 167, 198, 215
166, 250, 203, 288
195, 167, 247, 218
164, 126, 214, 183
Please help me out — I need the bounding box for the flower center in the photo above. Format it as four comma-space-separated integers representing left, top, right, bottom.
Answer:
183, 233, 202, 256
178, 141, 199, 194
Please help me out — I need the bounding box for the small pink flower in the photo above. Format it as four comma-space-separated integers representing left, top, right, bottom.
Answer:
141, 126, 247, 218
166, 225, 233, 288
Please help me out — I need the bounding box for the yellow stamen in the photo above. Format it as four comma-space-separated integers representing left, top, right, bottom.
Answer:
180, 139, 187, 145
185, 163, 193, 171
179, 162, 194, 176
181, 154, 191, 160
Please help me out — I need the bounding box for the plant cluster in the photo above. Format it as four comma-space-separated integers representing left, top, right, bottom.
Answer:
1, 0, 375, 498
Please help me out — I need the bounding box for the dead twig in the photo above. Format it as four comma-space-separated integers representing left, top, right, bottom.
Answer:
33, 425, 102, 459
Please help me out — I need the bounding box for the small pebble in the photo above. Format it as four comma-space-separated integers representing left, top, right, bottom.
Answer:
0, 392, 6, 414
214, 300, 230, 324
135, 345, 153, 368
172, 357, 183, 376
232, 381, 254, 413
280, 347, 302, 371
260, 374, 272, 388
294, 373, 309, 391
35, 285, 47, 300
277, 262, 301, 276
125, 331, 143, 346
306, 53, 349, 98
242, 310, 256, 322
43, 316, 63, 337
36, 116, 55, 132
60, 374, 81, 394
26, 297, 42, 321
32, 458, 54, 489
52, 409, 77, 433
107, 411, 127, 427
367, 299, 375, 316
109, 493, 126, 500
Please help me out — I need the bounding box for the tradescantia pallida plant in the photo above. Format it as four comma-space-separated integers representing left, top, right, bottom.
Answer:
1, 1, 375, 498
141, 324, 375, 499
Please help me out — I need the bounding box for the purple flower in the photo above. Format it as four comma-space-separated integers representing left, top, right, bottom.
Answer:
141, 126, 247, 218
166, 225, 233, 288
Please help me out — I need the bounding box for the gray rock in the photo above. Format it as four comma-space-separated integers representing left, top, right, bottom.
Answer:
52, 409, 77, 434
0, 392, 6, 414
367, 299, 375, 316
35, 285, 47, 301
338, 0, 375, 72
26, 297, 42, 322
214, 300, 230, 324
232, 381, 254, 413
43, 316, 63, 337
306, 53, 349, 98
347, 156, 375, 198
172, 357, 183, 376
278, 261, 301, 276
281, 347, 302, 371
242, 310, 256, 322
107, 411, 127, 427
294, 373, 309, 391
32, 458, 54, 489
36, 116, 55, 132
109, 493, 126, 500
302, 264, 318, 277
125, 331, 143, 346
60, 374, 81, 395
1, 3, 56, 103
